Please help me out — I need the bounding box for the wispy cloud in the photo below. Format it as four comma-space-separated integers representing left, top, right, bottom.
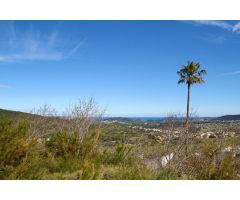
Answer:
192, 20, 240, 33
193, 20, 233, 31
219, 70, 240, 76
68, 39, 86, 57
232, 22, 240, 33
199, 34, 226, 44
0, 84, 11, 88
0, 22, 85, 62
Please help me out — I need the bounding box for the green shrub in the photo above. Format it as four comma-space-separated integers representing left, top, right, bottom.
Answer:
157, 167, 178, 180
102, 164, 156, 180
0, 117, 105, 179
179, 140, 238, 180
1, 115, 238, 180
46, 132, 82, 158
0, 118, 39, 179
217, 152, 235, 180
46, 128, 102, 159
101, 144, 133, 165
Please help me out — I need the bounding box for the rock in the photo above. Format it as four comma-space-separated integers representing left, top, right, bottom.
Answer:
222, 146, 240, 157
37, 138, 42, 143
222, 146, 232, 153
194, 152, 201, 156
200, 133, 207, 138
208, 133, 217, 138
161, 153, 174, 167
155, 135, 163, 143
145, 159, 160, 170
223, 132, 236, 138
229, 132, 236, 137
173, 135, 180, 140
234, 148, 240, 157
174, 131, 180, 134
200, 132, 217, 139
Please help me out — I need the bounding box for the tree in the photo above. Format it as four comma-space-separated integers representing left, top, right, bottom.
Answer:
177, 61, 206, 124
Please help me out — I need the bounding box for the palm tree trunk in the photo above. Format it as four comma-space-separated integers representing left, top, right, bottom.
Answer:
186, 83, 190, 125
185, 83, 191, 156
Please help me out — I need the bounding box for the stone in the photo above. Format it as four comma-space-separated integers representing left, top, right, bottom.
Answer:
161, 153, 174, 167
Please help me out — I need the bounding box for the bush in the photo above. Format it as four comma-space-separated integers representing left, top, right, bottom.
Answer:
102, 164, 156, 180
46, 127, 102, 159
1, 114, 239, 180
157, 167, 178, 180
0, 116, 105, 179
175, 140, 238, 180
101, 144, 133, 165
0, 118, 39, 179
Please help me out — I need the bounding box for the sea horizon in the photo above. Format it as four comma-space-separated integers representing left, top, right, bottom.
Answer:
103, 116, 215, 121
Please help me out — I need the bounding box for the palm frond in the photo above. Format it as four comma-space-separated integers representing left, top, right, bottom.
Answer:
198, 69, 207, 75
177, 61, 206, 85
178, 79, 186, 84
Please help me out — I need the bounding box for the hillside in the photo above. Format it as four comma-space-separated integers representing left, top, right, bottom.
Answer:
215, 115, 240, 121
0, 108, 31, 119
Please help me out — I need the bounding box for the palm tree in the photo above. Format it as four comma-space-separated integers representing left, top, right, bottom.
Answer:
177, 61, 206, 124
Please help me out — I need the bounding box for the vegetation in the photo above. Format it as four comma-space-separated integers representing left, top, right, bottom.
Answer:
0, 109, 31, 119
0, 101, 158, 180
177, 61, 207, 124
1, 107, 240, 180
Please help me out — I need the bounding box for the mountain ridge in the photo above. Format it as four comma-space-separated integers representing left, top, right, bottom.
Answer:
214, 115, 240, 121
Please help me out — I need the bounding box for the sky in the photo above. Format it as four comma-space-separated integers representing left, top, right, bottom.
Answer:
0, 20, 240, 117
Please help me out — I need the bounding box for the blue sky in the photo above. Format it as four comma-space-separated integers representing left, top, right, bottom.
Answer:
1, 20, 240, 117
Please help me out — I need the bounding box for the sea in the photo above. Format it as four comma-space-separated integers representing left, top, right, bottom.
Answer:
103, 116, 213, 121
